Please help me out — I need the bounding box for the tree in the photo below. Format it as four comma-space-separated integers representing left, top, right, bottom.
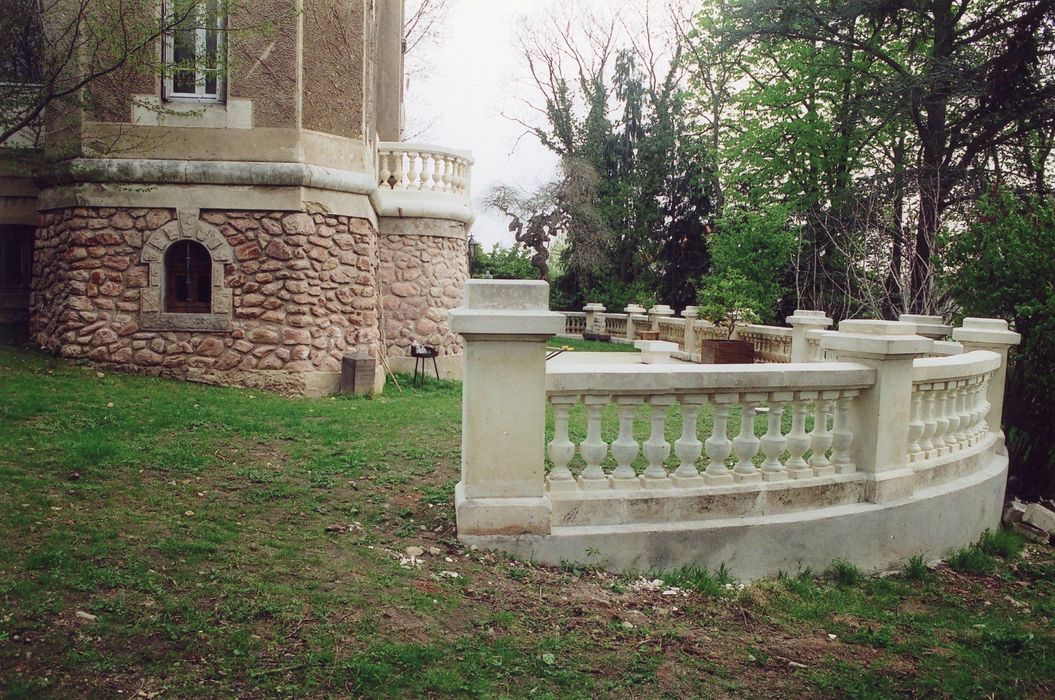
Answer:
941, 188, 1055, 497
469, 243, 537, 281
724, 0, 1055, 313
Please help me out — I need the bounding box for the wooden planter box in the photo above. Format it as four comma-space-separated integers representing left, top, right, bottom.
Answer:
699, 339, 755, 364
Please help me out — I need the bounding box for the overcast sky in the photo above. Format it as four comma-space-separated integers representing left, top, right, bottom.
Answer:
404, 0, 562, 248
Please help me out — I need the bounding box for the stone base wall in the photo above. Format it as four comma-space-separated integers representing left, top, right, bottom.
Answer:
30, 206, 382, 395
378, 218, 468, 368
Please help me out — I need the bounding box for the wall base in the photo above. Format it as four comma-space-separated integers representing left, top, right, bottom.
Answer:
459, 451, 1008, 580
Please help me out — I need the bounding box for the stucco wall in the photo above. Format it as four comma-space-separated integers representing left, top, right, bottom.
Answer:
302, 0, 366, 139
30, 206, 381, 394
230, 0, 300, 128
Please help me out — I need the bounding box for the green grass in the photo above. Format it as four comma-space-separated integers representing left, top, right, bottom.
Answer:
1, 343, 1054, 698
549, 336, 641, 353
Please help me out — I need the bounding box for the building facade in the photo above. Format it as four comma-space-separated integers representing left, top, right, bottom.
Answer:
0, 0, 473, 394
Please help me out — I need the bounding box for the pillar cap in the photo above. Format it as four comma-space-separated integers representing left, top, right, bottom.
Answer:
898, 313, 953, 339
952, 317, 1021, 346
450, 280, 565, 336
787, 309, 833, 328
823, 320, 932, 358
583, 303, 606, 312
647, 304, 674, 316
625, 303, 646, 314
680, 305, 699, 318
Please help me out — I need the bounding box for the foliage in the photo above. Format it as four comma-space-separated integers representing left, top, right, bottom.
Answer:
469, 243, 536, 281
941, 189, 1055, 497
696, 271, 763, 339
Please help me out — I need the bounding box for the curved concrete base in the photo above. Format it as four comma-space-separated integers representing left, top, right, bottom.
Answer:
459, 452, 1008, 580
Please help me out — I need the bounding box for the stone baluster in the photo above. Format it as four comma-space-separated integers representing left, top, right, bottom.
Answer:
809, 392, 837, 476
546, 395, 578, 491
577, 394, 611, 489
672, 395, 706, 486
732, 395, 763, 483
640, 395, 674, 488
952, 383, 969, 448
785, 395, 813, 479
919, 387, 937, 456
830, 390, 857, 473
388, 150, 403, 188
943, 383, 962, 454
963, 381, 980, 444
450, 280, 564, 536
931, 383, 949, 455
406, 151, 421, 190
704, 395, 736, 484
610, 396, 643, 487
378, 151, 392, 188
760, 393, 790, 480
907, 387, 924, 462
977, 374, 992, 436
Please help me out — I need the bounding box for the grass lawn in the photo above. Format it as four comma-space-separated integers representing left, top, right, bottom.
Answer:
1, 342, 1054, 698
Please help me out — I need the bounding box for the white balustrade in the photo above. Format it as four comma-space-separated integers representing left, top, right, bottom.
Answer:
377, 142, 473, 196
543, 384, 866, 492
909, 351, 997, 464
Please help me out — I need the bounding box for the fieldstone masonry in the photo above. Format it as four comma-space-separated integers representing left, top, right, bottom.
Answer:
30, 206, 395, 395
378, 217, 468, 372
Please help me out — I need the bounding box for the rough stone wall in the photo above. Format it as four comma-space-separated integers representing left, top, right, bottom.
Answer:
378, 219, 468, 361
30, 207, 380, 394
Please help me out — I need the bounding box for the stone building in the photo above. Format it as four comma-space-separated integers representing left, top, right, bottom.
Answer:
0, 0, 473, 395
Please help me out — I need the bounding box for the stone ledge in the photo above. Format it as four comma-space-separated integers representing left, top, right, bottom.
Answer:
139, 312, 231, 332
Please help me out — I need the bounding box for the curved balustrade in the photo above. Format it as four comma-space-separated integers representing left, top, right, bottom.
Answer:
738, 325, 792, 363
377, 142, 473, 195
657, 318, 686, 348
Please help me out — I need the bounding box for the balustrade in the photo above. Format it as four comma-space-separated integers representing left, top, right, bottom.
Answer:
543, 386, 863, 492
377, 142, 473, 196
909, 354, 996, 463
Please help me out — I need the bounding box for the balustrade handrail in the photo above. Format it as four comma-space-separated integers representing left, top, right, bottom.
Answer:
912, 350, 1000, 382
547, 361, 875, 396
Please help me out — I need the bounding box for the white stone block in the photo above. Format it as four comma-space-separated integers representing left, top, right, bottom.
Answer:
1023, 503, 1055, 534
634, 339, 678, 364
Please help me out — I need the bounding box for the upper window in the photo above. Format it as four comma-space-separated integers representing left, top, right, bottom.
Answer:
164, 0, 226, 102
164, 240, 213, 313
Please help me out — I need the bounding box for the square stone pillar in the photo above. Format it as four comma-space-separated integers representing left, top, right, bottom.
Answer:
624, 304, 645, 341
822, 320, 933, 502
952, 318, 1021, 436
681, 305, 699, 356
449, 280, 565, 535
583, 302, 606, 335
899, 313, 953, 340
787, 310, 833, 362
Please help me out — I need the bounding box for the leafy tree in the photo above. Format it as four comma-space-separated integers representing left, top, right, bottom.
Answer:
941, 189, 1055, 497
470, 243, 537, 281
696, 271, 764, 339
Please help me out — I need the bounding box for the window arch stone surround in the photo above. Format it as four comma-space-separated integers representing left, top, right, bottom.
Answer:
140, 208, 233, 331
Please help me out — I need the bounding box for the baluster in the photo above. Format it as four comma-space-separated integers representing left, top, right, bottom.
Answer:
610, 396, 643, 487
932, 382, 949, 455
404, 151, 420, 190
577, 394, 611, 489
640, 395, 674, 488
785, 394, 813, 479
672, 395, 706, 486
952, 383, 969, 448
378, 151, 392, 189
452, 160, 465, 194
919, 386, 937, 457
967, 380, 983, 444
943, 383, 962, 454
704, 394, 736, 484
440, 155, 453, 192
392, 151, 407, 190
546, 395, 578, 491
733, 394, 764, 483
760, 392, 789, 481
809, 392, 836, 476
908, 386, 924, 462
830, 390, 857, 473
977, 375, 992, 438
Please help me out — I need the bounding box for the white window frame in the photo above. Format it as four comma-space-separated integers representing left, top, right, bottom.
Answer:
162, 0, 226, 103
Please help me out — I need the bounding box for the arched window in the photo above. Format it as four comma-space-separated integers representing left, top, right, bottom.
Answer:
164, 240, 212, 313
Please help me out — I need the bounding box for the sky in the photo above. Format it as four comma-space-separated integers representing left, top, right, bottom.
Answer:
403, 0, 562, 248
